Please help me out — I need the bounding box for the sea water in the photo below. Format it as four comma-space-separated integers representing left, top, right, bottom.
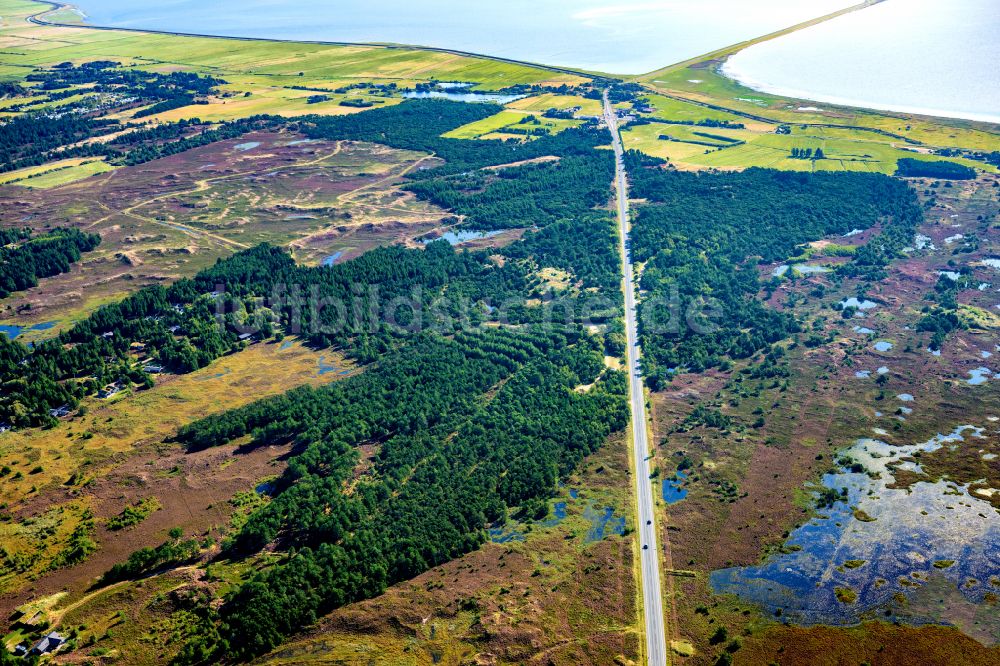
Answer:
722, 0, 1000, 123
74, 0, 856, 74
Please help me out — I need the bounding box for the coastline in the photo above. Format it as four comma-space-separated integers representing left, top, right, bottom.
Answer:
24, 0, 602, 81
23, 0, 1000, 132
720, 58, 1000, 126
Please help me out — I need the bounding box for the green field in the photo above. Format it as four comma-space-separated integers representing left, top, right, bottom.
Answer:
507, 92, 603, 116
443, 108, 581, 139
623, 107, 998, 173
638, 92, 753, 126
638, 61, 1000, 154
3, 159, 116, 188
0, 0, 586, 122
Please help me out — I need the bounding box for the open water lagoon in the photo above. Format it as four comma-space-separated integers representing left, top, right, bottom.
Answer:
75, 0, 855, 74
722, 0, 1000, 122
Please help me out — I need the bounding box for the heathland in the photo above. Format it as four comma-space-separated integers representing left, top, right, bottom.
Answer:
1, 0, 999, 664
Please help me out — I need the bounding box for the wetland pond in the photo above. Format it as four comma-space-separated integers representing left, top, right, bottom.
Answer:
423, 229, 504, 245
0, 320, 57, 340
488, 489, 625, 545
711, 425, 1000, 643
402, 85, 524, 104
661, 470, 689, 504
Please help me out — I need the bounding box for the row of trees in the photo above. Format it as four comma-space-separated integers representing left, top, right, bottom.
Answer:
3, 61, 225, 170
0, 113, 117, 172
28, 60, 221, 116
789, 147, 824, 160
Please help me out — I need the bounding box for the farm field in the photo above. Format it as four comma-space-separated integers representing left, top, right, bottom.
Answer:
621, 92, 998, 173
690, 131, 990, 174
0, 0, 584, 123
0, 158, 114, 188
507, 92, 603, 116
442, 108, 581, 139
638, 62, 1000, 153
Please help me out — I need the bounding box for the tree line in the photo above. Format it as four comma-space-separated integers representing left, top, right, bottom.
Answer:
895, 157, 976, 180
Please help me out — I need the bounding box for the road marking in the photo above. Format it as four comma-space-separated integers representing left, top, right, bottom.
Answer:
603, 92, 668, 666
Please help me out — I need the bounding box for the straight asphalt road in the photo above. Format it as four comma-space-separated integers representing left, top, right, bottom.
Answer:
603, 93, 668, 666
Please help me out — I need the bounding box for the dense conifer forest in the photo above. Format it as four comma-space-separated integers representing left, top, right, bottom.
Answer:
0, 227, 100, 298
0, 94, 946, 663
623, 152, 923, 386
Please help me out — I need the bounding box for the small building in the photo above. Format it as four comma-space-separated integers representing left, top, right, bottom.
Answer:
49, 405, 71, 418
97, 383, 123, 399
143, 364, 164, 373
29, 631, 64, 655
13, 644, 27, 656
237, 332, 256, 342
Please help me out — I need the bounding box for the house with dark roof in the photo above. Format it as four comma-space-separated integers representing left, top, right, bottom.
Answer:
29, 631, 64, 655
97, 383, 123, 399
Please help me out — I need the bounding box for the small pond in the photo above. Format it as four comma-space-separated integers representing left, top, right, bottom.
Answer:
662, 469, 689, 504
317, 355, 340, 375
967, 367, 993, 386
840, 297, 878, 310
793, 264, 831, 275
424, 229, 504, 245
0, 320, 57, 340
402, 87, 524, 104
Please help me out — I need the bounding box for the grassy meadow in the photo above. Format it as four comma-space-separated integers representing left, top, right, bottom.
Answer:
0, 0, 585, 123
